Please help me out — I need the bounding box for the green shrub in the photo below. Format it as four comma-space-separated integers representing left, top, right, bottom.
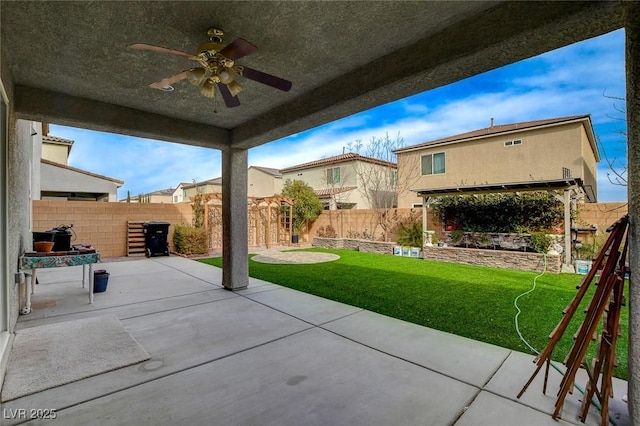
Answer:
529, 232, 552, 254
396, 221, 423, 247
451, 230, 465, 245
173, 224, 208, 255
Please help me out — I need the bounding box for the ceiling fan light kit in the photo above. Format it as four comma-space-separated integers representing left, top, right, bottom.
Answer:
129, 27, 292, 108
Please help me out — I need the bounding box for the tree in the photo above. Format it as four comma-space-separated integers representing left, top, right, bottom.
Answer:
126, 191, 131, 203
347, 132, 420, 241
281, 179, 323, 236
601, 92, 628, 187
191, 181, 205, 229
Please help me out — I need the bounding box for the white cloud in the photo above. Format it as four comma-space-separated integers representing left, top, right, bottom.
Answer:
49, 29, 627, 202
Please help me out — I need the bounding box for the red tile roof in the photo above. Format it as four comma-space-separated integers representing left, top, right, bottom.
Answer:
314, 186, 357, 197
280, 153, 396, 173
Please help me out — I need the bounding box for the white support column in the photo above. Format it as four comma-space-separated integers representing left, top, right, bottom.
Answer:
222, 148, 249, 290
564, 189, 572, 267
625, 2, 640, 421
422, 196, 428, 248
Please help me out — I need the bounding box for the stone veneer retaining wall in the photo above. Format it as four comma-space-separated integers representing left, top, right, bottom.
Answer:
313, 237, 561, 273
422, 246, 561, 273
313, 237, 396, 255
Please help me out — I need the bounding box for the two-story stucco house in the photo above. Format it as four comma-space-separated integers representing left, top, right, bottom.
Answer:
280, 153, 397, 210
395, 115, 599, 208
248, 166, 283, 197
178, 166, 282, 203
182, 178, 223, 201
36, 124, 124, 202
127, 188, 175, 203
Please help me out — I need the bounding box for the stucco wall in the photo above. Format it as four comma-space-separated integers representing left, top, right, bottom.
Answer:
397, 122, 596, 208
8, 121, 35, 331
32, 200, 193, 258
40, 162, 119, 201
248, 168, 282, 197
41, 143, 68, 165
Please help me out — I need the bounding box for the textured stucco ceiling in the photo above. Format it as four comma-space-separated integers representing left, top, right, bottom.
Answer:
0, 1, 624, 151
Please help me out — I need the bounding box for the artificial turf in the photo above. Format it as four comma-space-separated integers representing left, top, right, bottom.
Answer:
197, 248, 628, 380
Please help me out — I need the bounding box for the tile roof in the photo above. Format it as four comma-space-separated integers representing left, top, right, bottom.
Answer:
314, 186, 357, 197
43, 135, 74, 146
395, 114, 593, 153
280, 152, 396, 173
41, 159, 124, 184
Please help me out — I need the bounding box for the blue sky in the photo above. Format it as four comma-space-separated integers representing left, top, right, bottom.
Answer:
52, 29, 627, 202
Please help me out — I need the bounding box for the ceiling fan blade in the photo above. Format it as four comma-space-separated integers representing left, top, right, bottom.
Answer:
129, 43, 194, 59
219, 38, 258, 60
217, 83, 240, 108
237, 66, 292, 92
148, 71, 190, 89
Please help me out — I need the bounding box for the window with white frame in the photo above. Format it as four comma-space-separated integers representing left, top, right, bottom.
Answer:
326, 167, 340, 184
504, 139, 522, 147
421, 152, 445, 175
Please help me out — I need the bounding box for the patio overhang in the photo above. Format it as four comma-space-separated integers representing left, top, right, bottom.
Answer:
413, 178, 587, 199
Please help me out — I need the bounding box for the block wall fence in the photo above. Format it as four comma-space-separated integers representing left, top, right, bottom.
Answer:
32, 200, 193, 258
31, 201, 627, 259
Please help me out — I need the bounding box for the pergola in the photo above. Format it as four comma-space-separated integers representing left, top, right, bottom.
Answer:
414, 178, 588, 267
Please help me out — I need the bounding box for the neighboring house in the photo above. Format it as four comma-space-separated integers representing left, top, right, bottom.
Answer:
40, 159, 124, 202
172, 183, 190, 203
126, 187, 175, 203
279, 153, 397, 210
178, 167, 283, 202
37, 127, 124, 202
182, 178, 223, 201
248, 166, 283, 197
394, 115, 599, 208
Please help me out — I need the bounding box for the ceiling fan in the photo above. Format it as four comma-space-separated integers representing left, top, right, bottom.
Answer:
129, 28, 292, 108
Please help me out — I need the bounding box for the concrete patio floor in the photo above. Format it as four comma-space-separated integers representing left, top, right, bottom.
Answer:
2, 254, 631, 425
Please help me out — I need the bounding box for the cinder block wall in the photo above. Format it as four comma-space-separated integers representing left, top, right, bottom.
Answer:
307, 208, 441, 242
32, 201, 193, 258
577, 202, 628, 232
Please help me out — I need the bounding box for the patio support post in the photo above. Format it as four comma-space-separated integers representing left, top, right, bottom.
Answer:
563, 189, 571, 267
422, 197, 427, 248
626, 2, 640, 422
221, 148, 249, 290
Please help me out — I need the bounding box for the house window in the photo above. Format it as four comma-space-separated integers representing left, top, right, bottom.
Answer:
504, 139, 522, 147
390, 170, 398, 186
421, 152, 445, 175
412, 203, 423, 208
326, 167, 340, 184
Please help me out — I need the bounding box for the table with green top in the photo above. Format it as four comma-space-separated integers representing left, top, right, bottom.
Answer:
19, 251, 101, 314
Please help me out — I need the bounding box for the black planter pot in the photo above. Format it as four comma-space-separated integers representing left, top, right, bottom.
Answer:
292, 234, 299, 244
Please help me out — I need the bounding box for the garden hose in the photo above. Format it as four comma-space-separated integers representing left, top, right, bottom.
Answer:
513, 253, 618, 426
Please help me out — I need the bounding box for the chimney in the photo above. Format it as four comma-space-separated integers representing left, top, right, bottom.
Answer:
490, 117, 494, 127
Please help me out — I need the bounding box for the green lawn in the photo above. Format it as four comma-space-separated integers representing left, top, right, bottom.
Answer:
197, 248, 629, 380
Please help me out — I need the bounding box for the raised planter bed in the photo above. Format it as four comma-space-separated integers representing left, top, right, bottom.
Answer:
442, 231, 564, 252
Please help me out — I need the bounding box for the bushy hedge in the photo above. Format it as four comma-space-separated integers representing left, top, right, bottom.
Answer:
433, 192, 563, 233
173, 224, 208, 255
